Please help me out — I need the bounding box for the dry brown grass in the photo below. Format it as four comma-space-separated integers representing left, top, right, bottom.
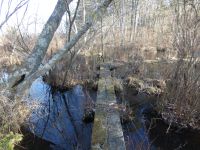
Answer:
0, 28, 36, 72
157, 59, 200, 129
155, 0, 200, 130
44, 53, 97, 89
0, 91, 30, 135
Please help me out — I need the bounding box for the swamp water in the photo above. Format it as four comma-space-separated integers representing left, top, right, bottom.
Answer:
122, 93, 200, 150
17, 77, 97, 150
17, 77, 200, 150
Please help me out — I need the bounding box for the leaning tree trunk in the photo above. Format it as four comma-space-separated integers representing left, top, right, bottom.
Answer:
6, 0, 114, 97
4, 0, 73, 89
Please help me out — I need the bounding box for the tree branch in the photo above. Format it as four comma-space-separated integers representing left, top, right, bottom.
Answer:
16, 0, 113, 94
2, 0, 73, 89
0, 0, 29, 29
26, 0, 73, 74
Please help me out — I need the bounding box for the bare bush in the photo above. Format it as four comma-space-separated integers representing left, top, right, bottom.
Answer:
0, 27, 34, 71
157, 0, 200, 129
44, 53, 96, 89
0, 91, 29, 134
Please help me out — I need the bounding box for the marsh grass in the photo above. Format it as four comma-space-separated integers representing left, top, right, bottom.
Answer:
0, 94, 25, 132
156, 0, 200, 130
0, 91, 30, 149
44, 53, 98, 90
157, 59, 200, 129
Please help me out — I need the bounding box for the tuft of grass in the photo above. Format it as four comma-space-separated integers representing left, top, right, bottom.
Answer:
125, 76, 144, 89
113, 78, 123, 94
45, 54, 96, 89
142, 86, 162, 96
0, 92, 30, 150
0, 132, 22, 150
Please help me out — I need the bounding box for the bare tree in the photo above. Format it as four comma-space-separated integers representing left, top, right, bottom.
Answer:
130, 0, 140, 41
2, 0, 114, 97
2, 0, 74, 90
0, 0, 29, 30
62, 0, 81, 85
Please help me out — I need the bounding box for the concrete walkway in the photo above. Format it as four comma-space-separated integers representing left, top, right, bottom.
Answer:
91, 67, 126, 150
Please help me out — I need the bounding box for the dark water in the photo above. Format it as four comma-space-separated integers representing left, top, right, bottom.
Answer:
16, 83, 97, 150
17, 78, 200, 150
122, 102, 200, 150
143, 108, 200, 150
15, 128, 53, 150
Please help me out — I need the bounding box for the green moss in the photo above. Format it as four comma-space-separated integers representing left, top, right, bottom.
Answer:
98, 78, 116, 97
92, 112, 107, 146
0, 132, 23, 150
106, 84, 115, 96
97, 79, 106, 95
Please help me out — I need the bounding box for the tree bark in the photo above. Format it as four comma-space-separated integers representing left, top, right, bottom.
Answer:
15, 0, 114, 95
2, 0, 73, 89
27, 0, 73, 74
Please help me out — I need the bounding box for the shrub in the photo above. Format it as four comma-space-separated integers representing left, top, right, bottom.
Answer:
0, 132, 22, 150
0, 92, 29, 149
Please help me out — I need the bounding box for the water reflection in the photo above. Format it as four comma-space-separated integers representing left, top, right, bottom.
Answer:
123, 102, 200, 150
